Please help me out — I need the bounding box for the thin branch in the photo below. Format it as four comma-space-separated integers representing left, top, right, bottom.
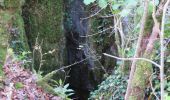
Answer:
81, 8, 104, 20
41, 57, 90, 81
99, 14, 115, 18
80, 26, 114, 37
103, 53, 161, 68
160, 0, 170, 99
149, 72, 159, 100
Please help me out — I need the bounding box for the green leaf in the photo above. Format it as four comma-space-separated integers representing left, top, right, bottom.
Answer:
120, 9, 131, 17
83, 0, 96, 5
165, 92, 170, 100
64, 84, 69, 89
155, 0, 159, 6
136, 6, 143, 15
112, 4, 121, 10
59, 79, 63, 85
15, 82, 24, 89
126, 0, 137, 7
148, 1, 154, 13
98, 0, 107, 8
167, 87, 170, 91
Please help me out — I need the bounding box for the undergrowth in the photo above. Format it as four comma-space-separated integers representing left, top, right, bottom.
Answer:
89, 67, 127, 100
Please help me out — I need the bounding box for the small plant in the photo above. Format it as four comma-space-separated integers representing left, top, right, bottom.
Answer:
53, 79, 74, 100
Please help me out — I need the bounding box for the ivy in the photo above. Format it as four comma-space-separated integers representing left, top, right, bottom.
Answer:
98, 0, 107, 8
84, 0, 107, 8
83, 0, 96, 5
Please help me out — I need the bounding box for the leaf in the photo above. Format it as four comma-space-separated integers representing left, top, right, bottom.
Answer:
67, 93, 74, 96
167, 87, 170, 91
148, 1, 153, 13
66, 89, 74, 92
126, 0, 137, 7
136, 6, 143, 15
59, 79, 62, 85
83, 0, 96, 5
112, 4, 121, 10
15, 82, 24, 89
98, 0, 107, 8
153, 0, 159, 6
120, 9, 131, 17
64, 84, 69, 89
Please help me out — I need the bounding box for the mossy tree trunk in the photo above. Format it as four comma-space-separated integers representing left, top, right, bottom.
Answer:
128, 10, 162, 99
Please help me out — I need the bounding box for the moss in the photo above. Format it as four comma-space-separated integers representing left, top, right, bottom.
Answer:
15, 82, 24, 89
0, 10, 10, 75
129, 61, 153, 100
144, 15, 154, 36
23, 0, 64, 74
0, 0, 29, 74
9, 12, 29, 54
4, 0, 25, 8
128, 10, 162, 99
37, 81, 56, 95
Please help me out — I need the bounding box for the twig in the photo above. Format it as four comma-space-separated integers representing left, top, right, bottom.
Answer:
149, 72, 159, 100
81, 8, 104, 20
99, 14, 115, 18
80, 26, 114, 37
41, 57, 90, 81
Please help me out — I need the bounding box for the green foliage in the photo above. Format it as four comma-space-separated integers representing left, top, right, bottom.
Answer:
98, 0, 107, 8
15, 82, 24, 89
89, 67, 127, 100
165, 93, 170, 100
17, 51, 31, 60
164, 18, 170, 38
83, 0, 96, 5
3, 0, 25, 8
53, 79, 74, 100
84, 0, 107, 8
34, 68, 73, 99
83, 0, 139, 16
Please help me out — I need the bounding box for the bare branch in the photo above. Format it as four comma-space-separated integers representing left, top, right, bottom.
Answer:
81, 8, 104, 20
160, 0, 170, 99
103, 53, 161, 68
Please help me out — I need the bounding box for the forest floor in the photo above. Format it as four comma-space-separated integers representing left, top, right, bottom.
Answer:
0, 61, 61, 100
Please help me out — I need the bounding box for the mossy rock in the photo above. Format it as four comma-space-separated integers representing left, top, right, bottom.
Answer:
23, 0, 64, 74
0, 10, 11, 74
0, 1, 29, 74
